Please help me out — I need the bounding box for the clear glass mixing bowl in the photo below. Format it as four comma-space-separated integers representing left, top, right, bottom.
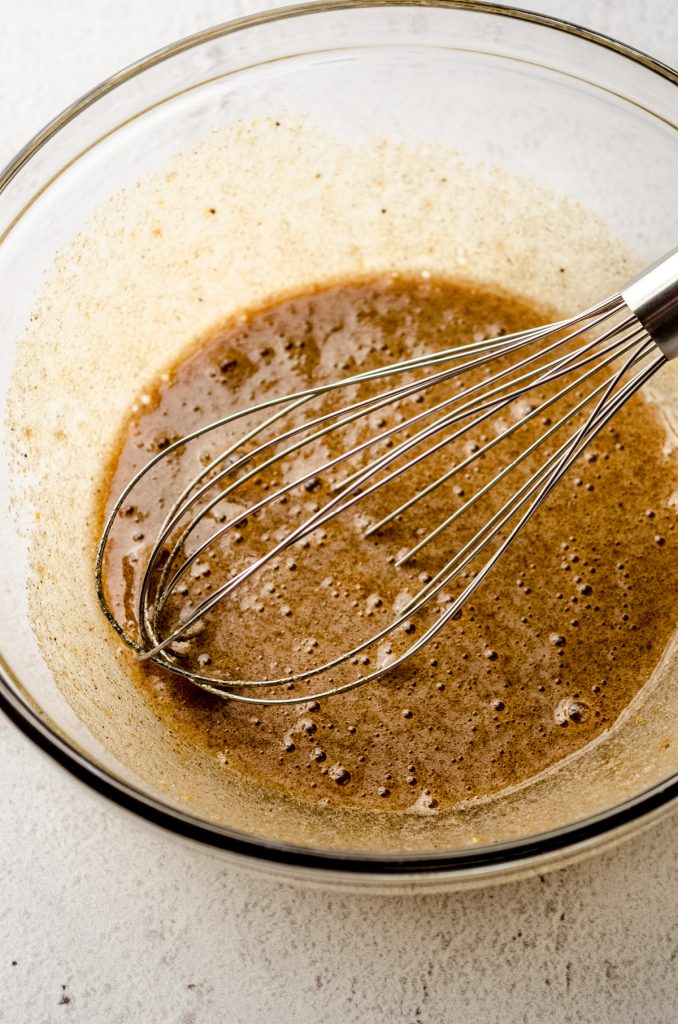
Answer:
0, 1, 676, 890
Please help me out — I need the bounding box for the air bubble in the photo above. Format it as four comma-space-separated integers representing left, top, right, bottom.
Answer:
329, 764, 351, 785
554, 698, 590, 726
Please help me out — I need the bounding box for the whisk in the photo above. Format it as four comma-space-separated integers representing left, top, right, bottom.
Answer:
97, 247, 678, 704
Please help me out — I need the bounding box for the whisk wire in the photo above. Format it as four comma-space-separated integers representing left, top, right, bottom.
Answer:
144, 299, 625, 617
142, 321, 646, 663
403, 338, 661, 613
143, 307, 640, 652
397, 325, 648, 565
140, 341, 662, 706
95, 252, 678, 706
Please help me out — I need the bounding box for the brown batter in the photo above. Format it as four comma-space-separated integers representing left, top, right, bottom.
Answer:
100, 275, 677, 812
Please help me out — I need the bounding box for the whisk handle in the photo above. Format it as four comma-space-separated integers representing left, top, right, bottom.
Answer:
621, 246, 678, 361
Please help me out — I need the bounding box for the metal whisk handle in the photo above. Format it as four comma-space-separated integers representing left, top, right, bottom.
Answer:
621, 246, 678, 361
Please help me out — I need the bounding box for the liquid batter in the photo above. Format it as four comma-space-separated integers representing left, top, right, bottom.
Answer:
101, 276, 677, 812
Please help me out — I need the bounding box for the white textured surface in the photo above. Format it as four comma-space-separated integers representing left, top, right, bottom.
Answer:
0, 2, 677, 1022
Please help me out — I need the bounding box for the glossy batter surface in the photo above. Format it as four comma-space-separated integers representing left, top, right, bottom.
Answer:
101, 276, 677, 811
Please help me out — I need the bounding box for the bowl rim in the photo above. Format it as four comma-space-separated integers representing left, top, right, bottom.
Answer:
1, 0, 677, 880
2, 0, 677, 203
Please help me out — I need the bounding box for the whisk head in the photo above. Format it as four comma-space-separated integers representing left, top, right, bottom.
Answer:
96, 290, 664, 704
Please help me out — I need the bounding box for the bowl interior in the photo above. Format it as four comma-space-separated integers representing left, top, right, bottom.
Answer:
1, 2, 677, 877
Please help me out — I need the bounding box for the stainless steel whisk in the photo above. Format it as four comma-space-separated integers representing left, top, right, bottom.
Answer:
97, 248, 678, 704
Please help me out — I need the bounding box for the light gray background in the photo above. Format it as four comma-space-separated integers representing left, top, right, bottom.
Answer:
1, 2, 676, 1022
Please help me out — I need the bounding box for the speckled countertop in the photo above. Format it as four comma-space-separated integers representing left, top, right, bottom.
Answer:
0, 2, 677, 1022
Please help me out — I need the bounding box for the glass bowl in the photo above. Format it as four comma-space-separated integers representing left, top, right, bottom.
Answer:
0, 0, 676, 890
